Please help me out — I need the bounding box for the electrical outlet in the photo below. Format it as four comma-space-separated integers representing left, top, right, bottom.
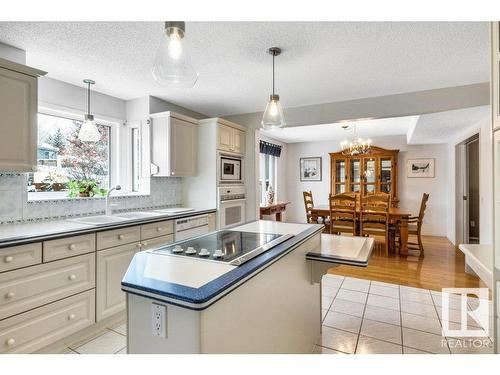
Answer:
152, 303, 167, 338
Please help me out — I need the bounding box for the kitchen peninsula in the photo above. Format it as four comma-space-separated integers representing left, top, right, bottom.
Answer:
122, 220, 326, 353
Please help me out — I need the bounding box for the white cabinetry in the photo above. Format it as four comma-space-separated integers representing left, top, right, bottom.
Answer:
150, 111, 198, 177
216, 120, 246, 155
0, 58, 46, 172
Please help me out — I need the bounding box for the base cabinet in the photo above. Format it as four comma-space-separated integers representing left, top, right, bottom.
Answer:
0, 289, 95, 354
96, 243, 140, 321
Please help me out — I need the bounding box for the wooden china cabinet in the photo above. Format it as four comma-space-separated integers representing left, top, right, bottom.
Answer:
329, 146, 400, 207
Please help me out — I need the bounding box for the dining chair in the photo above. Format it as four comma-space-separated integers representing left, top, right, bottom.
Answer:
406, 193, 430, 254
329, 193, 357, 235
360, 192, 391, 255
302, 191, 317, 224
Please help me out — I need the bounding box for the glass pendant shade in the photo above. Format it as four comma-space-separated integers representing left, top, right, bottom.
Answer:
79, 114, 101, 142
78, 79, 101, 142
261, 94, 286, 130
151, 22, 198, 88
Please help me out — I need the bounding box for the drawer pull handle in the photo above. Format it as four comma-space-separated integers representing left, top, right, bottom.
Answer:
6, 338, 15, 347
68, 274, 77, 281
136, 243, 143, 249
142, 242, 148, 247
5, 292, 15, 299
4, 256, 13, 263
68, 314, 76, 321
118, 234, 125, 240
156, 227, 163, 232
68, 244, 76, 250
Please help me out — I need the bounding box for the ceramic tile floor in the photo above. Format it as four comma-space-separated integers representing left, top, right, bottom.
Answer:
314, 275, 495, 354
63, 275, 495, 355
64, 322, 127, 354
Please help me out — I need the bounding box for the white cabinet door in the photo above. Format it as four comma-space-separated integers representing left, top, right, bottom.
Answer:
0, 67, 38, 172
170, 116, 197, 176
493, 22, 500, 131
232, 128, 245, 155
218, 124, 234, 152
96, 243, 140, 321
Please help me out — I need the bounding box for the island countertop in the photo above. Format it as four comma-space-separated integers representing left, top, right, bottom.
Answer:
121, 220, 324, 310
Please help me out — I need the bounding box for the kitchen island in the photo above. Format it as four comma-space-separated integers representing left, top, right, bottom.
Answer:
122, 220, 325, 354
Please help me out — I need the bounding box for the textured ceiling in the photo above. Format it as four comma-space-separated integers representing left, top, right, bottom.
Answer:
261, 116, 418, 143
408, 106, 489, 144
0, 22, 489, 117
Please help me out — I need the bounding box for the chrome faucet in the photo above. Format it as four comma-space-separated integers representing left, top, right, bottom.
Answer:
105, 185, 121, 215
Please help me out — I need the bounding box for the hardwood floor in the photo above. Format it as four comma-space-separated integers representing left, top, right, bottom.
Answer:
327, 235, 488, 292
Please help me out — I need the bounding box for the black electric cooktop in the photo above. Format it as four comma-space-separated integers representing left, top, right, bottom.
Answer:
152, 230, 293, 266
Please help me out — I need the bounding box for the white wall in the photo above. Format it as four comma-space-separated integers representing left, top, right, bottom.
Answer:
446, 118, 492, 245
284, 135, 449, 236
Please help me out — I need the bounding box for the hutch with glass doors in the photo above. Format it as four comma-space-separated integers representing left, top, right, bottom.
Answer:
329, 146, 399, 207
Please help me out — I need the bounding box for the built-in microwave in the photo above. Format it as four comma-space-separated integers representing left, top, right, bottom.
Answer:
219, 155, 243, 184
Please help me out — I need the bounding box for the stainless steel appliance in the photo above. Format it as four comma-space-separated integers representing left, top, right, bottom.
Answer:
218, 185, 246, 228
153, 230, 293, 266
219, 155, 243, 184
174, 214, 210, 241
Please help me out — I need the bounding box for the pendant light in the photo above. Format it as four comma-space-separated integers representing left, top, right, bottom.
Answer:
261, 47, 286, 129
151, 21, 198, 88
78, 79, 101, 142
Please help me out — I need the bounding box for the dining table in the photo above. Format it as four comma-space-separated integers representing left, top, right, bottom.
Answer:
309, 205, 412, 256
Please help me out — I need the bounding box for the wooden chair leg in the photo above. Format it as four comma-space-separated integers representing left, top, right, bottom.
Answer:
418, 231, 424, 255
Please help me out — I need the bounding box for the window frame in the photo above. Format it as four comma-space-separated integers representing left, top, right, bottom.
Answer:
29, 106, 123, 201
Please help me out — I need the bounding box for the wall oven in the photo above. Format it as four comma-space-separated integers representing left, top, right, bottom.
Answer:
218, 185, 246, 229
219, 155, 243, 184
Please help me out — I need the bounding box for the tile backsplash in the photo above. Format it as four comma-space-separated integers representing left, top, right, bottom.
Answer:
0, 174, 182, 223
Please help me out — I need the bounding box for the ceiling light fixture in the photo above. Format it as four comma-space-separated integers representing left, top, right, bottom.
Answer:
340, 124, 371, 156
261, 47, 286, 130
151, 21, 198, 88
78, 79, 101, 142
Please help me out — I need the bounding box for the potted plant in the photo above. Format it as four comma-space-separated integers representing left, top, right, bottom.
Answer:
68, 179, 107, 198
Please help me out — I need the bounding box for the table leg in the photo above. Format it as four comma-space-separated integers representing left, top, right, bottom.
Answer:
276, 212, 282, 222
399, 217, 409, 256
260, 212, 264, 220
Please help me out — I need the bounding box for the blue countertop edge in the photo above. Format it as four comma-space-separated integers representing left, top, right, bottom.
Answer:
0, 208, 217, 248
121, 222, 324, 310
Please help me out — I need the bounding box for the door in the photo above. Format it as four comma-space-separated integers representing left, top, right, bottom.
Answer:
219, 200, 246, 228
379, 157, 393, 194
96, 243, 139, 321
466, 138, 480, 243
0, 67, 38, 172
218, 124, 233, 152
349, 159, 361, 193
170, 117, 197, 176
333, 158, 347, 194
232, 128, 245, 154
362, 157, 377, 195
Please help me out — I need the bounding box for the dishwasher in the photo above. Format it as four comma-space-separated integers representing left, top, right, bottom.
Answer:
174, 214, 210, 241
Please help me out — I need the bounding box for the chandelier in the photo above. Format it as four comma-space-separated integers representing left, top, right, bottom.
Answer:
340, 124, 371, 156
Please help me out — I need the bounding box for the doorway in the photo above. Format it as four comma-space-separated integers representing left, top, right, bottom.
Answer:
455, 134, 480, 244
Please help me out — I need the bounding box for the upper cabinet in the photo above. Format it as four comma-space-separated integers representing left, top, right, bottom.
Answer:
0, 58, 46, 172
150, 111, 198, 177
216, 119, 246, 155
492, 22, 500, 131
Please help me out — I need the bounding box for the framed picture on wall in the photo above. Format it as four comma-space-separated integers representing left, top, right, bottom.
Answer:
407, 158, 435, 178
300, 157, 322, 181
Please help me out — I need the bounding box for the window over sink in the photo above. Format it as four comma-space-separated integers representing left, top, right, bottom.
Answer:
27, 109, 150, 201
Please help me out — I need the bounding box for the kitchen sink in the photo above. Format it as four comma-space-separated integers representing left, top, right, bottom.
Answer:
114, 211, 164, 219
68, 215, 130, 226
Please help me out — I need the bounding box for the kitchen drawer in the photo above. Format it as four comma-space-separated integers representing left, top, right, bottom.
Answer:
141, 234, 174, 251
97, 226, 141, 250
43, 233, 96, 262
141, 220, 174, 240
0, 253, 95, 320
0, 289, 95, 354
0, 243, 41, 273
